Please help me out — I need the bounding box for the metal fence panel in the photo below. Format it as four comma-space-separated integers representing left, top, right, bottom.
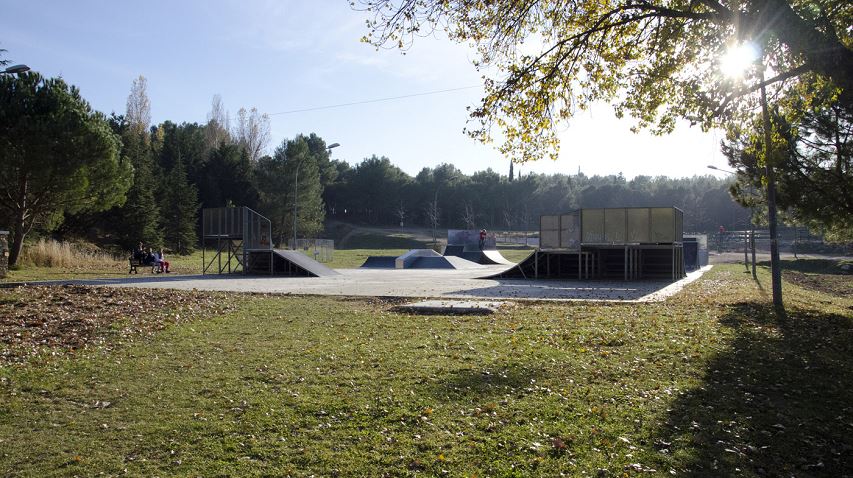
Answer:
675, 209, 683, 242
604, 208, 627, 243
539, 215, 560, 249
627, 208, 650, 242
202, 207, 247, 238
582, 209, 605, 243
560, 213, 581, 250
290, 238, 335, 262
650, 207, 675, 242
541, 207, 681, 246
540, 215, 559, 230
541, 230, 560, 249
245, 209, 271, 250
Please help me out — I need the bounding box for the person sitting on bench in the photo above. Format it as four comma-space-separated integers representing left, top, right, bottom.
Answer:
143, 248, 157, 267
153, 248, 171, 273
133, 242, 145, 262
128, 243, 156, 273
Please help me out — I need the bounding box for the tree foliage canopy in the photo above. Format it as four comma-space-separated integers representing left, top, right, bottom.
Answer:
0, 72, 131, 264
725, 97, 852, 240
326, 156, 750, 234
359, 0, 853, 163
255, 135, 327, 244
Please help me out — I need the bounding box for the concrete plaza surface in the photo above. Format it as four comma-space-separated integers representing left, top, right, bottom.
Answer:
15, 265, 712, 302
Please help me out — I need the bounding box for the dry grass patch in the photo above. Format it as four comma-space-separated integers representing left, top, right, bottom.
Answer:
20, 239, 124, 268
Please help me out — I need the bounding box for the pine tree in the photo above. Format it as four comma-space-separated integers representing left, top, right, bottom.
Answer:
116, 131, 162, 249
109, 77, 162, 250
160, 156, 199, 254
255, 136, 325, 245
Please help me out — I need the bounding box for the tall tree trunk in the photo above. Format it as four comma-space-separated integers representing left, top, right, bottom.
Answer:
7, 175, 30, 267
8, 208, 27, 267
761, 73, 785, 316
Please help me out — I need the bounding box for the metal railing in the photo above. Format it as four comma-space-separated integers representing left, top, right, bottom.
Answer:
201, 207, 272, 274
288, 238, 335, 263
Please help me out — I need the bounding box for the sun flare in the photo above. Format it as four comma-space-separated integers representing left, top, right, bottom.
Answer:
720, 42, 759, 79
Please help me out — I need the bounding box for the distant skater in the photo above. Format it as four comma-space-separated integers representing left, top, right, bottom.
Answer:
479, 229, 487, 250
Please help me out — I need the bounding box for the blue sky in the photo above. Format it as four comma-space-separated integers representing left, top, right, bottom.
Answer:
2, 0, 730, 178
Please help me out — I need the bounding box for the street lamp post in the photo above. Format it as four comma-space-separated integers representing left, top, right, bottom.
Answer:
0, 64, 30, 75
292, 142, 339, 249
292, 163, 300, 249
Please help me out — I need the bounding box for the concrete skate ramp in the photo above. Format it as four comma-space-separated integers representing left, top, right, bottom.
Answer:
477, 250, 514, 265
442, 256, 486, 269
486, 251, 537, 278
271, 249, 339, 277
396, 249, 442, 269
408, 256, 483, 269
360, 256, 397, 268
443, 245, 465, 256
487, 250, 595, 280
444, 247, 514, 265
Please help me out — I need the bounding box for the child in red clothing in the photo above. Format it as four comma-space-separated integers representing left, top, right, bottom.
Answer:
154, 249, 171, 273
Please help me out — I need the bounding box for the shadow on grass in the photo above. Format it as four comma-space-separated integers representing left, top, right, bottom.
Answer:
758, 258, 852, 275
430, 365, 540, 401
657, 301, 853, 476
756, 259, 853, 297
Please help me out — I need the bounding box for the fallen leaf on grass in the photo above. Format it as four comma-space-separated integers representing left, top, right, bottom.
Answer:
0, 285, 236, 364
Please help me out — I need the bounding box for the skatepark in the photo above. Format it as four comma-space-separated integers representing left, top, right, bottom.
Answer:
13, 206, 710, 302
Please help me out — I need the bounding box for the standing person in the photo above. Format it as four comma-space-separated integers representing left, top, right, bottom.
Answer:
154, 248, 171, 273
479, 229, 487, 250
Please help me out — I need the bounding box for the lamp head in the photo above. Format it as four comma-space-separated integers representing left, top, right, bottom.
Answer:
2, 64, 30, 75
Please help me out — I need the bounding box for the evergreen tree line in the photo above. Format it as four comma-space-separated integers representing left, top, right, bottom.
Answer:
56, 77, 336, 254
64, 118, 752, 256
323, 158, 752, 234
55, 120, 755, 253
62, 117, 339, 254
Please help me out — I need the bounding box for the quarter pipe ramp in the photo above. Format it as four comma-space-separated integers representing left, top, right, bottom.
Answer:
247, 249, 339, 277
444, 247, 514, 265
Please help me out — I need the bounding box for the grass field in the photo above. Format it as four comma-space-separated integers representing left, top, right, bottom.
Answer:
341, 231, 430, 250
1, 262, 851, 476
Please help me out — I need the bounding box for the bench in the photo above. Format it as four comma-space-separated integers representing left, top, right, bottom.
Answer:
129, 258, 159, 274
